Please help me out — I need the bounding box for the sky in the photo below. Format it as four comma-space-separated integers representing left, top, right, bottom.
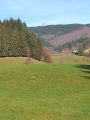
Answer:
0, 0, 90, 26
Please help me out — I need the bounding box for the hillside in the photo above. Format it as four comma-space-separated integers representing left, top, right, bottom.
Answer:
0, 57, 44, 66
49, 26, 90, 46
0, 54, 89, 66
52, 54, 90, 64
29, 24, 84, 36
29, 24, 90, 49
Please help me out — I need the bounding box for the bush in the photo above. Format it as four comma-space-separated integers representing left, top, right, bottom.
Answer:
84, 48, 90, 57
42, 48, 52, 63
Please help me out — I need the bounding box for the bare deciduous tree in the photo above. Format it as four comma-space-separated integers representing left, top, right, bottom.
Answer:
42, 48, 52, 63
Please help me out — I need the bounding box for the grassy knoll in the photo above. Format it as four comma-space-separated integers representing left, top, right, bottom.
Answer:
0, 63, 90, 120
0, 57, 44, 66
0, 55, 89, 66
52, 54, 90, 64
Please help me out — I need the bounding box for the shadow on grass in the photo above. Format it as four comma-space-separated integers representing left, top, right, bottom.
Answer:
81, 71, 90, 74
76, 65, 90, 70
75, 64, 90, 80
81, 76, 90, 79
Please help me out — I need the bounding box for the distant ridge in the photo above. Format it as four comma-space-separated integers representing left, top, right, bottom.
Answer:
28, 24, 90, 48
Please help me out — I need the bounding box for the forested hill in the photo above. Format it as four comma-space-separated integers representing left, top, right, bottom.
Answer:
28, 24, 90, 48
0, 18, 43, 60
29, 24, 85, 36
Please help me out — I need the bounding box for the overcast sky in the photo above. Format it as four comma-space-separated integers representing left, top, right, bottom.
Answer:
0, 0, 90, 26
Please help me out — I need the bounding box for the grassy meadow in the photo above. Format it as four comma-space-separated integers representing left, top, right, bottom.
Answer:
52, 54, 90, 64
0, 57, 44, 66
0, 55, 90, 120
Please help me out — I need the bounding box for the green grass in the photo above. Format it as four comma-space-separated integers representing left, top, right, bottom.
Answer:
52, 54, 90, 64
0, 63, 90, 120
0, 57, 44, 66
0, 55, 89, 66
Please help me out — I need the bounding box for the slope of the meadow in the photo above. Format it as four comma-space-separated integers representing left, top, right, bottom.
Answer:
52, 55, 90, 64
0, 55, 90, 66
0, 63, 90, 120
0, 57, 44, 66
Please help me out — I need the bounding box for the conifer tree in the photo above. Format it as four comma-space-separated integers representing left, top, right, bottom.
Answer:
0, 18, 43, 60
78, 43, 84, 56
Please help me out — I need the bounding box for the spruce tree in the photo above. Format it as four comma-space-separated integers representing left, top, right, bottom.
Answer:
0, 18, 43, 60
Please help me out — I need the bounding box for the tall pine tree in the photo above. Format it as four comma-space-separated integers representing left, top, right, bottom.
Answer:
0, 18, 43, 60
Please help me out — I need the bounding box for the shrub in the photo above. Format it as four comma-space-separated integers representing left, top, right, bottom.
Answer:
84, 48, 90, 57
42, 48, 52, 63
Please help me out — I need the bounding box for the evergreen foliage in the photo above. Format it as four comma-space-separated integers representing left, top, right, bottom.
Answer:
42, 39, 54, 47
29, 24, 90, 49
29, 24, 85, 36
78, 43, 84, 56
55, 37, 90, 52
0, 18, 43, 60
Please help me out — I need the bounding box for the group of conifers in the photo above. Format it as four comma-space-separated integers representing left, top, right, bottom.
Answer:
0, 18, 46, 61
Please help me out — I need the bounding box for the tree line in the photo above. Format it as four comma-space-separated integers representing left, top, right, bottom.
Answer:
29, 24, 85, 36
55, 37, 90, 52
0, 18, 43, 60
